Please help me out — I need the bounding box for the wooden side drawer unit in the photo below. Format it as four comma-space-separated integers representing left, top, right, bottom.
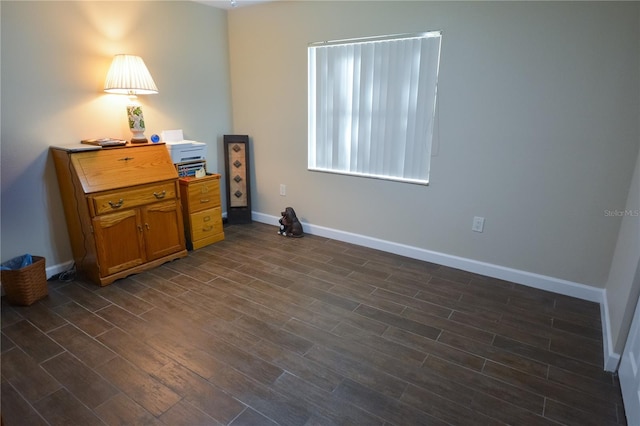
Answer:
179, 174, 225, 250
89, 181, 178, 216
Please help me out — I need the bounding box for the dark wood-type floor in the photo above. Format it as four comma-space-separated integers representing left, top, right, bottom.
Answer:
1, 222, 626, 425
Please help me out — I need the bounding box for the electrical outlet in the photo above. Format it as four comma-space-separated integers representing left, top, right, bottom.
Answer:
280, 184, 286, 196
472, 216, 485, 233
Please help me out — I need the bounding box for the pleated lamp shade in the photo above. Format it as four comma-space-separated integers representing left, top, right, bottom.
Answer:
104, 54, 158, 95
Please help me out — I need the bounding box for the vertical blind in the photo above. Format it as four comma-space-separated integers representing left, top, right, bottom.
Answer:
308, 31, 442, 184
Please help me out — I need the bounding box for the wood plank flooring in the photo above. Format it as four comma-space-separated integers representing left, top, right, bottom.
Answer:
1, 222, 626, 425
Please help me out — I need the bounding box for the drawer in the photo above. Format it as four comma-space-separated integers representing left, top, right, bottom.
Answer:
191, 232, 224, 250
190, 207, 223, 241
90, 181, 178, 216
186, 179, 220, 213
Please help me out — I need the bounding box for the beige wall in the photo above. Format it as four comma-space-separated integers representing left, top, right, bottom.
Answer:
1, 0, 639, 366
227, 1, 639, 287
1, 1, 232, 269
226, 1, 639, 361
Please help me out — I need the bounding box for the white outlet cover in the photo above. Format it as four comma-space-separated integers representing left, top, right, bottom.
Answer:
472, 216, 485, 233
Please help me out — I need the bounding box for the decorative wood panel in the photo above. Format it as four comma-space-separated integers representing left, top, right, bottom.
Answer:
224, 135, 252, 224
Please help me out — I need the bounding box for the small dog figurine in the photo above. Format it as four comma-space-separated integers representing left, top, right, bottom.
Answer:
278, 207, 304, 238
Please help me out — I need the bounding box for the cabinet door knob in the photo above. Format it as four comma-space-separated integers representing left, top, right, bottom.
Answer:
108, 199, 124, 209
154, 190, 166, 199
145, 223, 150, 230
137, 225, 143, 232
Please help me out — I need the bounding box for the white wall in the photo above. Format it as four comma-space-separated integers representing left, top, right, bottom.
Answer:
1, 1, 233, 271
605, 107, 640, 356
605, 6, 640, 358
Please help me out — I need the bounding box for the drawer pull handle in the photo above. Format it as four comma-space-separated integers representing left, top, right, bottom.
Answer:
203, 216, 211, 222
108, 199, 124, 209
119, 157, 134, 161
203, 225, 213, 232
154, 190, 166, 199
200, 199, 210, 203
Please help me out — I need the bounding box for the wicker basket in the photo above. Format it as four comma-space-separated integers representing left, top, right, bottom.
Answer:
1, 256, 48, 306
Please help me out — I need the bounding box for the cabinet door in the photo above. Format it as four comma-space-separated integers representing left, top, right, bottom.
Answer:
93, 209, 145, 277
142, 200, 186, 261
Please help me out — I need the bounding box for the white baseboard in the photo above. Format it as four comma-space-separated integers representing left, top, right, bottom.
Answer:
46, 260, 74, 280
601, 291, 621, 372
252, 211, 620, 371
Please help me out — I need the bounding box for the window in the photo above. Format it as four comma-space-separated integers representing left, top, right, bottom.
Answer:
308, 31, 442, 185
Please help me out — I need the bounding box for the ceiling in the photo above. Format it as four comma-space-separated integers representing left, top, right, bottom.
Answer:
194, 0, 274, 10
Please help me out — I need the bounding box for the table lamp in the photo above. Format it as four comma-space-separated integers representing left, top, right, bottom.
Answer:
104, 54, 158, 143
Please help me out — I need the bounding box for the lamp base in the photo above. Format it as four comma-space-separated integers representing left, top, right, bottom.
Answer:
127, 104, 149, 144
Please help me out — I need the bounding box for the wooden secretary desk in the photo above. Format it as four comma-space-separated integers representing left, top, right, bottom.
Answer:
51, 143, 187, 286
